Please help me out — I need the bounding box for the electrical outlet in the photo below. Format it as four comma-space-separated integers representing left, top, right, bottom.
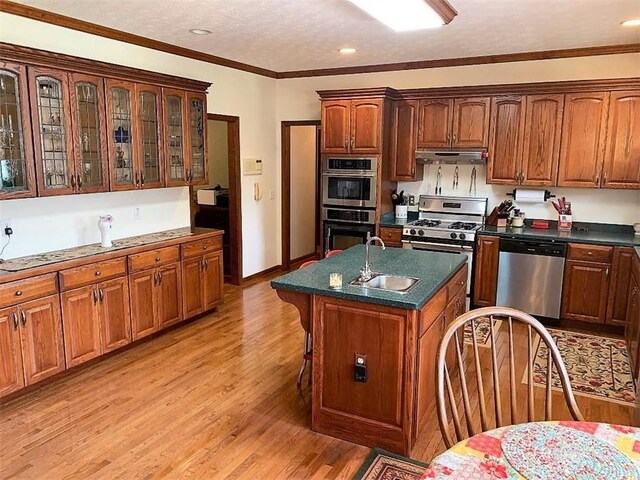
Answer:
269, 190, 276, 200
133, 207, 142, 220
0, 219, 13, 238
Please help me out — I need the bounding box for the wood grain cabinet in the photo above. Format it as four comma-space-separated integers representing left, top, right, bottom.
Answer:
0, 62, 37, 200
472, 235, 500, 307
0, 294, 65, 396
181, 239, 224, 320
320, 99, 383, 154
417, 99, 452, 148
389, 100, 422, 181
379, 227, 403, 248
487, 96, 526, 184
625, 255, 640, 378
602, 91, 640, 189
607, 247, 636, 327
133, 84, 165, 189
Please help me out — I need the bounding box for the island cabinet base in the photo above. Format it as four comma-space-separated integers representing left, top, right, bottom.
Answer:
310, 264, 467, 456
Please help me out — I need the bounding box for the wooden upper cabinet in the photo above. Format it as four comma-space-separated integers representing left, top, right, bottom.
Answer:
163, 88, 189, 186
0, 306, 24, 396
69, 73, 109, 193
186, 91, 208, 185
487, 96, 525, 184
603, 91, 640, 189
106, 79, 138, 191
18, 295, 65, 386
451, 97, 491, 148
417, 99, 453, 148
557, 92, 610, 188
520, 94, 564, 186
350, 99, 383, 154
473, 235, 499, 307
389, 100, 421, 181
28, 67, 76, 196
321, 100, 351, 153
135, 84, 164, 189
0, 62, 37, 200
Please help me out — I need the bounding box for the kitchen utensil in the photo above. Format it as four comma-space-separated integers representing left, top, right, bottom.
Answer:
469, 166, 477, 197
435, 166, 442, 195
453, 166, 459, 190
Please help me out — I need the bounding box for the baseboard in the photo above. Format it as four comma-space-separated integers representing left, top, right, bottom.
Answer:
242, 264, 285, 285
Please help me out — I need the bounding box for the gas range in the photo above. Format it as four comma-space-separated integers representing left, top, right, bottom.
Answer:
402, 195, 488, 247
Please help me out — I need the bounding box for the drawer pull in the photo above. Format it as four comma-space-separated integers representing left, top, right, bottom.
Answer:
15, 290, 22, 297
155, 256, 161, 262
95, 270, 101, 276
587, 251, 593, 255
203, 245, 208, 250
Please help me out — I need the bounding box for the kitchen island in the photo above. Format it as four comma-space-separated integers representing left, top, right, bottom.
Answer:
272, 245, 468, 455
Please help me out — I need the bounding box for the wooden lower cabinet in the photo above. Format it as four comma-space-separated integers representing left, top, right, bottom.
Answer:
0, 306, 25, 396
473, 235, 500, 307
607, 247, 636, 326
379, 227, 403, 248
100, 277, 132, 352
625, 255, 640, 379
158, 263, 183, 327
561, 260, 611, 323
182, 252, 223, 319
415, 312, 444, 430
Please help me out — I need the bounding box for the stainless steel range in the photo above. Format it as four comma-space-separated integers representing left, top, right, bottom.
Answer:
402, 195, 488, 301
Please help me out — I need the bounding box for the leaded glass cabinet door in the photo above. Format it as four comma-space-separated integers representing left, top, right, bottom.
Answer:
163, 88, 188, 186
106, 79, 137, 191
70, 73, 108, 193
135, 84, 164, 189
28, 67, 75, 196
187, 92, 208, 185
0, 62, 36, 200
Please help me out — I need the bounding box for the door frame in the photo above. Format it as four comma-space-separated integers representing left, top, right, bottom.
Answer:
281, 120, 322, 271
198, 113, 243, 285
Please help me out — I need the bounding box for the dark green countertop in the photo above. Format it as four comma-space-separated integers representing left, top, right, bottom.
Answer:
271, 245, 466, 310
380, 211, 417, 228
479, 225, 640, 248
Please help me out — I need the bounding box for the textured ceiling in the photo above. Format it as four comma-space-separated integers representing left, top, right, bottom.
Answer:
9, 0, 640, 72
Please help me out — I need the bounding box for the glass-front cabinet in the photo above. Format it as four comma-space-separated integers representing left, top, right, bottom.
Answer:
135, 84, 164, 189
70, 73, 108, 193
28, 67, 76, 196
105, 79, 137, 190
0, 62, 36, 199
163, 88, 187, 186
187, 92, 208, 185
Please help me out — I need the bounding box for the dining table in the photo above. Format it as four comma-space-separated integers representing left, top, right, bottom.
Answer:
421, 421, 640, 479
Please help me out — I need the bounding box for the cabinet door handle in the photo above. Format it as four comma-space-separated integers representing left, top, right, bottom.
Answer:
93, 287, 98, 304
158, 271, 162, 285
452, 133, 457, 145
344, 139, 349, 149
350, 138, 354, 149
153, 272, 158, 286
603, 172, 607, 186
12, 312, 18, 330
70, 173, 76, 190
77, 174, 82, 189
20, 309, 26, 327
140, 172, 145, 187
446, 133, 451, 145
595, 173, 601, 187
204, 259, 209, 270
99, 288, 104, 303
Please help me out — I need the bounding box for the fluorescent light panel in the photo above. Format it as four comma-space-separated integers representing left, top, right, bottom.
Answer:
348, 0, 444, 32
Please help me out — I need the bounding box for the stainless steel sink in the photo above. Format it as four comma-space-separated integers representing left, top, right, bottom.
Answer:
349, 273, 420, 294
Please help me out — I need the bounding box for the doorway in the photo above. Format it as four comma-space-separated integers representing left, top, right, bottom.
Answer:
281, 121, 322, 270
191, 114, 243, 285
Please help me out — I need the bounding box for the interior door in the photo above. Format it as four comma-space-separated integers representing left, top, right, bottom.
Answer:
98, 277, 132, 353
602, 91, 640, 189
61, 285, 101, 367
350, 99, 383, 154
18, 295, 65, 386
451, 97, 490, 148
69, 73, 109, 193
129, 270, 158, 340
158, 262, 183, 327
0, 306, 24, 396
106, 79, 137, 191
28, 67, 76, 196
321, 101, 350, 154
417, 99, 453, 148
487, 96, 525, 184
0, 62, 37, 200
135, 84, 164, 189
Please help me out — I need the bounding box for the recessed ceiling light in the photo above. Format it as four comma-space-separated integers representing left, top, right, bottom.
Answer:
348, 0, 444, 32
189, 29, 211, 35
622, 19, 640, 27
339, 48, 357, 54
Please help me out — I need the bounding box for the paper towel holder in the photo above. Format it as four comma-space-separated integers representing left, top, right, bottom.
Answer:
506, 189, 555, 202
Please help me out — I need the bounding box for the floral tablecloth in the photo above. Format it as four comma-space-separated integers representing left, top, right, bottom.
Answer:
421, 421, 640, 479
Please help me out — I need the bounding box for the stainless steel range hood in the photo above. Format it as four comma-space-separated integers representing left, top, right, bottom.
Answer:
415, 149, 488, 165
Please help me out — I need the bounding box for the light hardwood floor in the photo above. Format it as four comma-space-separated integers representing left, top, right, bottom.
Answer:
0, 275, 634, 479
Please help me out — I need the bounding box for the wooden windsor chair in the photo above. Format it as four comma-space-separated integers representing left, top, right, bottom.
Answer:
296, 260, 318, 387
436, 306, 584, 449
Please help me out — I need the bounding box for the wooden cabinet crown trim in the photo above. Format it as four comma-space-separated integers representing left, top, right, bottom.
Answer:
0, 42, 211, 92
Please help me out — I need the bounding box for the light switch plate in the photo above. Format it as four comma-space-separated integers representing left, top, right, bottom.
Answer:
133, 207, 142, 220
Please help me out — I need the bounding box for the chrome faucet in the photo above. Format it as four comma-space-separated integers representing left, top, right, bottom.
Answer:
360, 232, 385, 281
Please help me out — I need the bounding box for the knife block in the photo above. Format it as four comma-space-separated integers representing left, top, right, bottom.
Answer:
487, 207, 508, 227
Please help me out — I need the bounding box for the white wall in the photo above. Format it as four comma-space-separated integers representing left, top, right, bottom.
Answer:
289, 125, 317, 260
0, 13, 278, 276
276, 53, 640, 226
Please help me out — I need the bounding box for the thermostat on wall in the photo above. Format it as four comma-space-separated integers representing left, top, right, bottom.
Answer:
243, 158, 263, 175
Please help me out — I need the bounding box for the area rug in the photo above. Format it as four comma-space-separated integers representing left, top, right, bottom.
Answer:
463, 318, 503, 348
352, 448, 427, 480
524, 329, 635, 407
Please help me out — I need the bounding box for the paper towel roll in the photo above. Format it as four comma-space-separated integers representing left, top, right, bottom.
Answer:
514, 189, 547, 203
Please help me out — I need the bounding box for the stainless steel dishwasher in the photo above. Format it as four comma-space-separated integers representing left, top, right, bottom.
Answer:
496, 238, 567, 319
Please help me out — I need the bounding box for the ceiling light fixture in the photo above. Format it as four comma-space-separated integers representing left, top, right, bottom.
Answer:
339, 48, 357, 54
621, 19, 640, 27
189, 29, 212, 35
348, 0, 446, 32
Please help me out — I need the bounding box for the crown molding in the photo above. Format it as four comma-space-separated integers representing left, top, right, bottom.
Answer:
1, 0, 638, 80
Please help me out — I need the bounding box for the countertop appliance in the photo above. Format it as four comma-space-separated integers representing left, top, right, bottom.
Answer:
402, 195, 488, 301
496, 238, 567, 320
322, 156, 378, 209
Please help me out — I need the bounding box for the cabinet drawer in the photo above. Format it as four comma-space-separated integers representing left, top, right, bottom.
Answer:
59, 257, 127, 291
567, 243, 613, 264
181, 236, 222, 259
128, 246, 180, 273
419, 286, 447, 338
447, 264, 468, 301
379, 227, 403, 246
0, 273, 58, 308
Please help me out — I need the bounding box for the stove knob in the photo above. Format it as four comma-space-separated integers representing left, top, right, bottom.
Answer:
418, 230, 424, 236
450, 232, 458, 239
459, 233, 466, 240
410, 229, 416, 235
